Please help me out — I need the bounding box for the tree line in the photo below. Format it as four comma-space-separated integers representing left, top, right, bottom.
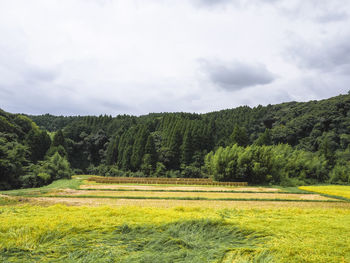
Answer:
1, 93, 350, 189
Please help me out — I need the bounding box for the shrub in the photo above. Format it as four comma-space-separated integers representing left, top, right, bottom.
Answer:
37, 172, 51, 184
40, 152, 73, 180
180, 165, 201, 178
329, 164, 350, 184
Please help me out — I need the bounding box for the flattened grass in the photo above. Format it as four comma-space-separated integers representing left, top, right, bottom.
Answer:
0, 205, 349, 262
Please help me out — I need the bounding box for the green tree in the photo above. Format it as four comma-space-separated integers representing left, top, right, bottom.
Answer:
181, 130, 193, 165
106, 136, 120, 165
0, 133, 29, 189
121, 146, 132, 171
141, 154, 153, 175
230, 126, 249, 146
144, 134, 157, 169
254, 129, 272, 146
40, 152, 72, 180
130, 127, 149, 171
52, 130, 66, 148
168, 128, 182, 170
26, 130, 51, 163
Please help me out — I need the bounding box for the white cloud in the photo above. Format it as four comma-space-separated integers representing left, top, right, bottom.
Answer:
0, 0, 349, 115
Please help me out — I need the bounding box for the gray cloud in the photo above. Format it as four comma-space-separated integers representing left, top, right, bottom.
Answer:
277, 0, 349, 23
193, 0, 279, 7
288, 34, 350, 73
194, 0, 231, 6
199, 59, 275, 91
316, 12, 348, 23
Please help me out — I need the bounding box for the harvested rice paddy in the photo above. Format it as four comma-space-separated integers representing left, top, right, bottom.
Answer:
1, 176, 350, 262
80, 183, 281, 192
47, 189, 337, 201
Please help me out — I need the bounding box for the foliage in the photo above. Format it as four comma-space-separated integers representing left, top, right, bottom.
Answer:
205, 144, 329, 185
39, 152, 73, 181
4, 93, 350, 189
0, 133, 29, 189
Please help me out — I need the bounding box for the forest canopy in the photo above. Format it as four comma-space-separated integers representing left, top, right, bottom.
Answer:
1, 93, 350, 189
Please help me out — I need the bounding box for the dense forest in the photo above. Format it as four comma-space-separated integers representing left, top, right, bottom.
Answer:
1, 93, 350, 189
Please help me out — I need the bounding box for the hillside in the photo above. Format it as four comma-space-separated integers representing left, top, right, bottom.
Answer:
2, 93, 350, 189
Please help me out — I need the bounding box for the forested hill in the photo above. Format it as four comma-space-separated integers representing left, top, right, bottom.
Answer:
1, 93, 350, 189
30, 93, 350, 156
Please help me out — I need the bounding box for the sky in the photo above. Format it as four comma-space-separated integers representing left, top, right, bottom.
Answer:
0, 0, 350, 116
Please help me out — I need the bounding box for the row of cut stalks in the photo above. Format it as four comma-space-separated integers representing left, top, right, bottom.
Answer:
87, 177, 248, 186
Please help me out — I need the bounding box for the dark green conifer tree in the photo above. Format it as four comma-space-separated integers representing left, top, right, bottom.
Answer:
181, 129, 193, 165
105, 136, 120, 165
230, 126, 249, 146
130, 126, 149, 171
254, 129, 272, 146
144, 134, 157, 169
52, 130, 65, 148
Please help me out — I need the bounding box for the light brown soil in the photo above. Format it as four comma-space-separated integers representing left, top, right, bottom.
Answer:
79, 184, 281, 192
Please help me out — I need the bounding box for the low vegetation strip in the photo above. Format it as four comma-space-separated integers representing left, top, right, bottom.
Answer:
80, 184, 277, 192
299, 185, 350, 200
40, 194, 341, 202
88, 177, 248, 186
81, 188, 308, 194
49, 190, 331, 201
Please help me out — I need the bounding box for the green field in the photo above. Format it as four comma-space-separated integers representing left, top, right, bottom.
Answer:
1, 177, 350, 262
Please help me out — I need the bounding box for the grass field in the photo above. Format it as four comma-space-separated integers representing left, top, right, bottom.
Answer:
299, 185, 350, 200
1, 176, 350, 262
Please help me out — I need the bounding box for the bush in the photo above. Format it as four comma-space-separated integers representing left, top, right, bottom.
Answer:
40, 152, 73, 180
20, 174, 42, 188
329, 164, 350, 184
37, 172, 51, 184
154, 162, 166, 177
180, 165, 202, 178
165, 170, 181, 178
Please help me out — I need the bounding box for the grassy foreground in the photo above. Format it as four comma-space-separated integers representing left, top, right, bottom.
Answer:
0, 203, 349, 262
1, 178, 350, 262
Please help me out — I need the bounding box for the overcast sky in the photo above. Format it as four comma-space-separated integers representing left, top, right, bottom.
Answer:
1, 0, 350, 116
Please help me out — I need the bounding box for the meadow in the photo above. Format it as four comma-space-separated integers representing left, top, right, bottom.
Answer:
1, 177, 350, 262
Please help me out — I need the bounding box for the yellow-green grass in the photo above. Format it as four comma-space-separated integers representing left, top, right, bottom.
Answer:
48, 189, 336, 201
300, 185, 350, 199
0, 204, 349, 262
31, 196, 350, 209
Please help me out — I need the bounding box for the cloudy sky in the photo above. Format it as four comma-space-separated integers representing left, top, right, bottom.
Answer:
1, 0, 350, 116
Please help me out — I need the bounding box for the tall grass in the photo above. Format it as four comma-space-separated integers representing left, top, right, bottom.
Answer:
0, 205, 349, 262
